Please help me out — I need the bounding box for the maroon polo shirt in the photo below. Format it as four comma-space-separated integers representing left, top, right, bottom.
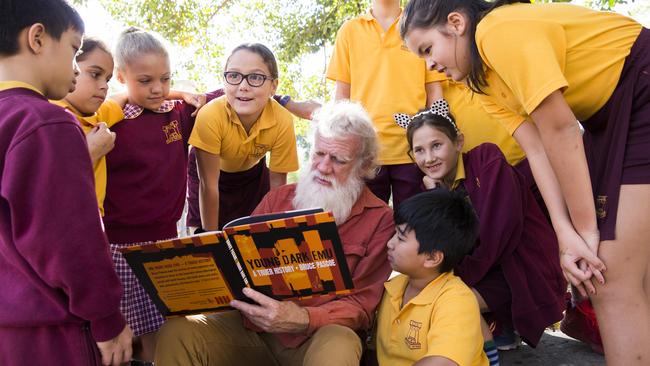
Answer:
0, 86, 125, 364
104, 91, 221, 244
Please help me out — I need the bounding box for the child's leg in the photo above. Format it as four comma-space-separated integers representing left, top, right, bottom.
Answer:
591, 184, 650, 366
471, 289, 493, 341
472, 289, 501, 366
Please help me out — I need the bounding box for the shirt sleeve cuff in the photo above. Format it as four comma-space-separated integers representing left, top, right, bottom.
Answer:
305, 306, 328, 334
90, 310, 127, 342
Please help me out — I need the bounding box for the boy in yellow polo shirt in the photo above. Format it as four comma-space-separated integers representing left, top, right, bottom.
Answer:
377, 189, 489, 366
327, 0, 443, 207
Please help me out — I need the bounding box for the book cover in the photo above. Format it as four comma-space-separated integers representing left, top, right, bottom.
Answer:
120, 209, 354, 317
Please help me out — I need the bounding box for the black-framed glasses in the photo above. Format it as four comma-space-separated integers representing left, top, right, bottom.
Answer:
223, 71, 274, 87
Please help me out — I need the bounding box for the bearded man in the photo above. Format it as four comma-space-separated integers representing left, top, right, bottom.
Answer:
155, 101, 394, 366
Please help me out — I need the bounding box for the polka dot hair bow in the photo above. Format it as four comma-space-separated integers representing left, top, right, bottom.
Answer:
393, 98, 459, 133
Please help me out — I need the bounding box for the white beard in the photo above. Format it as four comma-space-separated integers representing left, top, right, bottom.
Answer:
292, 169, 364, 225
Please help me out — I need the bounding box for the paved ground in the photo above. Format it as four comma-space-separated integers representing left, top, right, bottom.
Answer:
501, 330, 605, 366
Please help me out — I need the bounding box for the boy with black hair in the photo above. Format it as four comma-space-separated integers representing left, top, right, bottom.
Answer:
377, 189, 489, 366
0, 1, 131, 365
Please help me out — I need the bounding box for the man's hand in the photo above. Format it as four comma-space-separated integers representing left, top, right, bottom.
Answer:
86, 122, 116, 165
96, 324, 133, 366
230, 287, 310, 333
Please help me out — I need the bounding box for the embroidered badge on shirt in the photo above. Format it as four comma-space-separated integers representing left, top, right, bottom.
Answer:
123, 100, 176, 119
404, 320, 423, 350
163, 120, 182, 144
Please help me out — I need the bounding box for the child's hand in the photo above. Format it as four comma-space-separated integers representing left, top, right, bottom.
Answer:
86, 122, 116, 165
422, 175, 443, 190
96, 324, 133, 366
181, 92, 207, 117
286, 99, 321, 120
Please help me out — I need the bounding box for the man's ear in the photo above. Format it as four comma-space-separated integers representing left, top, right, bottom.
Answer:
26, 23, 47, 54
447, 11, 469, 37
423, 250, 444, 269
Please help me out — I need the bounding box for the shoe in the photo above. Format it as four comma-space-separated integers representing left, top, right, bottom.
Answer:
560, 300, 604, 355
493, 328, 521, 351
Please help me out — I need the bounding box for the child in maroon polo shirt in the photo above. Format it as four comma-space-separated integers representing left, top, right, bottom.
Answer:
0, 1, 131, 365
403, 101, 566, 353
103, 27, 222, 362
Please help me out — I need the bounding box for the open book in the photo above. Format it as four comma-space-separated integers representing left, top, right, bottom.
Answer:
119, 209, 354, 317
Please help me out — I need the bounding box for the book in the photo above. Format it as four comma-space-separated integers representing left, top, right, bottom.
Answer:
119, 209, 354, 317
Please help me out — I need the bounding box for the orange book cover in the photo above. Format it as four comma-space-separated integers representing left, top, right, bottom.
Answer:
120, 209, 354, 317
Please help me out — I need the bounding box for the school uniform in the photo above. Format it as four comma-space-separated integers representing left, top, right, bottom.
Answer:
189, 96, 299, 229
474, 2, 646, 240
0, 82, 125, 365
51, 99, 124, 215
103, 90, 220, 336
449, 143, 566, 346
327, 10, 442, 206
376, 272, 487, 366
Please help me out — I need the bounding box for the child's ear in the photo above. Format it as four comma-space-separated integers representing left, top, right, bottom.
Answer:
270, 79, 278, 96
423, 251, 444, 269
26, 23, 47, 54
456, 133, 465, 152
447, 11, 468, 37
116, 69, 126, 84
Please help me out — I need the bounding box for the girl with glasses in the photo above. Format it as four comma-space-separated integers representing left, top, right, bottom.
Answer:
189, 43, 299, 231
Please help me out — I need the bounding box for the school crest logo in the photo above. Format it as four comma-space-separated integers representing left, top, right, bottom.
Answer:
404, 320, 422, 350
163, 120, 182, 144
251, 143, 270, 158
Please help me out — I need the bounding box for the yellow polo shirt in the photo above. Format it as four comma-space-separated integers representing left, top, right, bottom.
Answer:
377, 272, 487, 366
50, 99, 124, 215
189, 96, 299, 173
474, 3, 642, 134
441, 79, 525, 166
326, 10, 445, 165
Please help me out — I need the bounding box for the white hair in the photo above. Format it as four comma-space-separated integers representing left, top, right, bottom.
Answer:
310, 101, 379, 179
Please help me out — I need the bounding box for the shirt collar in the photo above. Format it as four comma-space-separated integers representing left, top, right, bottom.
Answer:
224, 98, 276, 142
123, 100, 175, 119
0, 81, 43, 95
384, 272, 453, 306
50, 99, 97, 127
361, 8, 403, 22
451, 154, 466, 190
346, 186, 388, 222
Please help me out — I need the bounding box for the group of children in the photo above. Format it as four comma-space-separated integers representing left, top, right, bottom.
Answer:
1, 0, 648, 365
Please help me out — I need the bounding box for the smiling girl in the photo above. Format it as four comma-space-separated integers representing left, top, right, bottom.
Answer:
189, 43, 299, 231
405, 104, 566, 350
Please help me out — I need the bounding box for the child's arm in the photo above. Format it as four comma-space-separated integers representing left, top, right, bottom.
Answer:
167, 90, 207, 117
414, 356, 459, 366
269, 172, 287, 189
425, 81, 444, 107
334, 81, 351, 100
86, 122, 116, 165
284, 99, 321, 120
195, 148, 221, 231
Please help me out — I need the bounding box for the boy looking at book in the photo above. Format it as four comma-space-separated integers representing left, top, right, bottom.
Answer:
0, 1, 131, 365
377, 189, 489, 366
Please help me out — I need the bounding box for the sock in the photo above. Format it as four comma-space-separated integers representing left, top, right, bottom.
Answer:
484, 340, 500, 366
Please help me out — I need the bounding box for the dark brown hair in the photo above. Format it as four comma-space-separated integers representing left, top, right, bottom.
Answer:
400, 0, 530, 93
76, 37, 111, 62
406, 110, 460, 158
226, 43, 279, 79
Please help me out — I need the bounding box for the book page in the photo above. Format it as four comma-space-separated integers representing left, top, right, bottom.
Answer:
143, 254, 234, 312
